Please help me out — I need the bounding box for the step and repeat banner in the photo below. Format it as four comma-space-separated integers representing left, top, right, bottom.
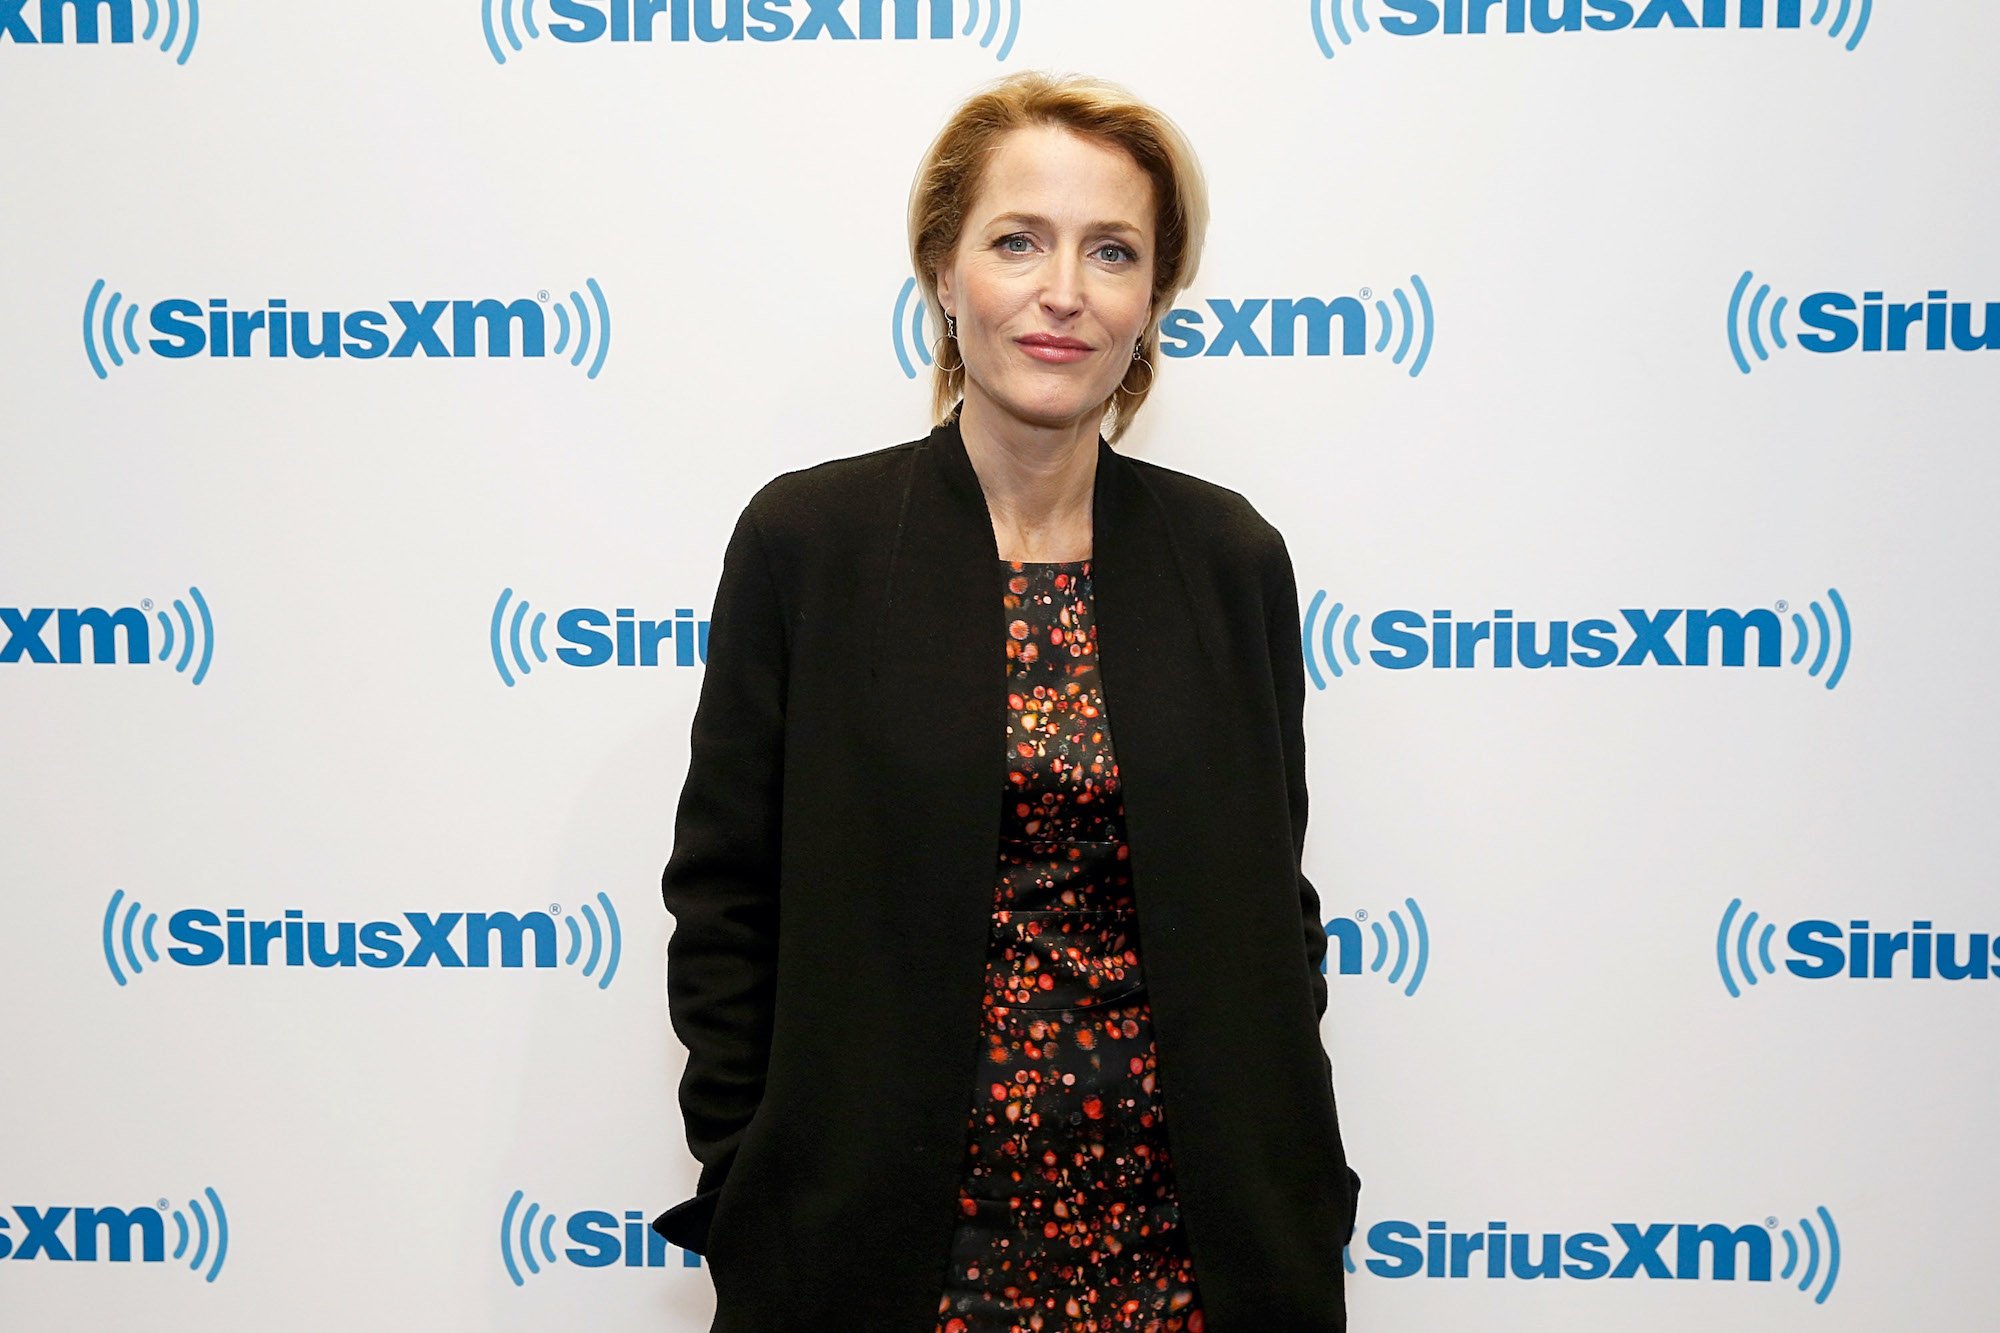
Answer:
2, 2, 1994, 1329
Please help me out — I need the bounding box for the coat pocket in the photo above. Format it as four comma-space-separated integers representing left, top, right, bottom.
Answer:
650, 1184, 724, 1256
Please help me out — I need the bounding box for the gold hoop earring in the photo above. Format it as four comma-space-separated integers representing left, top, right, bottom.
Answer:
931, 313, 964, 374
1122, 342, 1155, 396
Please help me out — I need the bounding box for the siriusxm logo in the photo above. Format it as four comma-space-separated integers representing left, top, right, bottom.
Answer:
1343, 1207, 1842, 1304
501, 1192, 699, 1284
1, 1190, 229, 1281
2, 586, 214, 685
1324, 898, 1432, 998
1718, 898, 2000, 995
1729, 271, 2000, 374
0, 0, 200, 64
490, 589, 710, 687
1312, 0, 1873, 57
100, 889, 623, 990
483, 0, 1019, 65
890, 276, 1436, 380
1301, 588, 1852, 690
1160, 283, 1437, 375
83, 279, 612, 380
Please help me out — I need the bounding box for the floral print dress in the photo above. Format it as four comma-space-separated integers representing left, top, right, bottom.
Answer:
933, 559, 1205, 1333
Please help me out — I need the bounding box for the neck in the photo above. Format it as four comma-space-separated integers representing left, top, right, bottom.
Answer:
957, 390, 1102, 563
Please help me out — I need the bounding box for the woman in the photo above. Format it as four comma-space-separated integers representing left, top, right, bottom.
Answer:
651, 72, 1361, 1331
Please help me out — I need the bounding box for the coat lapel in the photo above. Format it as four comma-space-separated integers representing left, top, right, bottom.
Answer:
871, 414, 1222, 961
1085, 427, 1225, 986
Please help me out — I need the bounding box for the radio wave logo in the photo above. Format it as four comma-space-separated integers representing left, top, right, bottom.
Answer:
960, 0, 1022, 61
83, 278, 144, 379
1301, 591, 1364, 687
1780, 591, 1852, 689
1727, 270, 1791, 374
484, 0, 1018, 65
893, 278, 1437, 378
1372, 279, 1438, 377
1702, 590, 1862, 690
1729, 270, 1999, 372
547, 281, 614, 379
890, 276, 935, 381
561, 892, 623, 991
500, 1191, 691, 1283
501, 1190, 564, 1284
490, 589, 710, 685
1325, 898, 1431, 997
491, 587, 552, 685
102, 888, 161, 987
1777, 1208, 1843, 1304
1807, 0, 1873, 51
1299, 589, 1851, 690
1312, 0, 1871, 57
0, 0, 201, 63
2, 587, 216, 684
480, 0, 540, 62
99, 890, 623, 988
166, 1190, 229, 1282
0, 1189, 229, 1280
1342, 1205, 1840, 1303
151, 587, 216, 683
83, 280, 611, 379
1716, 898, 1780, 996
1311, 0, 1372, 56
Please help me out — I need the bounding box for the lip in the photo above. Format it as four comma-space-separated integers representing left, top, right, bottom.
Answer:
1016, 333, 1093, 364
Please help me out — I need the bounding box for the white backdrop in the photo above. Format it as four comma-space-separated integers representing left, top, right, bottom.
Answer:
3, 2, 1996, 1329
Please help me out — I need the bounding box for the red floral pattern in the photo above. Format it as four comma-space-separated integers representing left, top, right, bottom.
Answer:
934, 559, 1203, 1333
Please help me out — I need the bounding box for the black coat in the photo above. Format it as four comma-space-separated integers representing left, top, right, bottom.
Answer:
651, 414, 1361, 1330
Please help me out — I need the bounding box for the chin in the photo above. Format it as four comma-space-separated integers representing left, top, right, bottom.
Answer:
995, 379, 1114, 430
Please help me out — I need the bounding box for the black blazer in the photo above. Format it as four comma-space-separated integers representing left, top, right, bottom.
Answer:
652, 415, 1360, 1331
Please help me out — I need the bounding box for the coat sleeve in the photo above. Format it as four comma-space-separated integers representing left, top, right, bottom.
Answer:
661, 499, 787, 1203
1261, 526, 1329, 1023
1262, 523, 1364, 1238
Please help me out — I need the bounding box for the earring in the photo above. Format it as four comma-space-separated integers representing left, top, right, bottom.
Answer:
1122, 339, 1155, 395
932, 312, 965, 374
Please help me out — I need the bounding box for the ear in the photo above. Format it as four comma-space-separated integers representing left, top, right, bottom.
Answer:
934, 271, 954, 320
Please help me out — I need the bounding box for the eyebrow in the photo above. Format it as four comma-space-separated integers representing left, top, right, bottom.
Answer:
984, 211, 1145, 239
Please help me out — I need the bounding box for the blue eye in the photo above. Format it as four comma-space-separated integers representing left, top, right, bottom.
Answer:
1000, 234, 1035, 253
1098, 244, 1136, 263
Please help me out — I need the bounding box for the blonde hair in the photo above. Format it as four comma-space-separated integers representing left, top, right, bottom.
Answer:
906, 71, 1210, 444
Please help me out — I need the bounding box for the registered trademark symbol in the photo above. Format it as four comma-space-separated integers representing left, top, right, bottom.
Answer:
549, 902, 561, 915
141, 599, 153, 611
537, 290, 549, 302
1354, 909, 1368, 921
158, 1198, 170, 1210
1766, 1216, 1779, 1228
1359, 287, 1373, 301
1775, 600, 1789, 613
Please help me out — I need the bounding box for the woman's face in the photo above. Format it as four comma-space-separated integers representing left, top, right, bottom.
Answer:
936, 124, 1157, 437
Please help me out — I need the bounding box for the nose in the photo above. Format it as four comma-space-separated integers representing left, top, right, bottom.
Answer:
1039, 247, 1085, 321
